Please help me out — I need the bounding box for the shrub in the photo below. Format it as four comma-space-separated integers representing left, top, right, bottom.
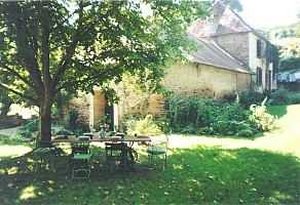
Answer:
19, 119, 39, 139
239, 90, 265, 108
269, 88, 290, 105
124, 114, 163, 136
287, 92, 300, 104
165, 95, 259, 137
166, 95, 217, 132
65, 109, 89, 135
236, 128, 256, 138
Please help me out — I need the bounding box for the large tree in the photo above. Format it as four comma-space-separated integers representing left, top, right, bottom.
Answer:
0, 1, 208, 146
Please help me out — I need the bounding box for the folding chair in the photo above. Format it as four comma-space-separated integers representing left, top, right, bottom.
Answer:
147, 135, 168, 170
105, 142, 129, 170
71, 139, 92, 179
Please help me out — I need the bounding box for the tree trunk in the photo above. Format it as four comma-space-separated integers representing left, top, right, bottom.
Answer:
39, 98, 52, 147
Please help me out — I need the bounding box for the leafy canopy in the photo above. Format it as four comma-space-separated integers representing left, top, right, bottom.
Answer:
0, 1, 209, 106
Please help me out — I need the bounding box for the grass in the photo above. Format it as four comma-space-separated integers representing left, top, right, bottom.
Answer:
0, 134, 31, 146
1, 146, 300, 205
268, 104, 288, 118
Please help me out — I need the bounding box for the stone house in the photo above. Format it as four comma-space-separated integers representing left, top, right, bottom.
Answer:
74, 3, 278, 130
188, 3, 278, 92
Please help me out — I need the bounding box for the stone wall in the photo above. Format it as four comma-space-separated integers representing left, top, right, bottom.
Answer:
87, 62, 252, 128
162, 62, 251, 98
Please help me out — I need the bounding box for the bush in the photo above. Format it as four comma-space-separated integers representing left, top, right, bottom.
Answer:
19, 119, 39, 139
269, 88, 300, 105
124, 114, 163, 136
165, 95, 259, 137
0, 134, 29, 145
166, 95, 215, 132
269, 88, 290, 105
287, 92, 300, 104
65, 109, 89, 135
239, 90, 265, 108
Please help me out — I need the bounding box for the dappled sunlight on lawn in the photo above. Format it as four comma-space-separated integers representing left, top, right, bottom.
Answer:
1, 146, 299, 205
19, 185, 39, 201
165, 147, 300, 204
0, 145, 32, 158
168, 134, 253, 149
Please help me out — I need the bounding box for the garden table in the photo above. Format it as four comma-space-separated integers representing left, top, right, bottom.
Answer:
52, 135, 151, 168
53, 135, 151, 145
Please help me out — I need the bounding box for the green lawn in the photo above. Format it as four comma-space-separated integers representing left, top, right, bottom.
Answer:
1, 146, 300, 205
0, 134, 32, 146
268, 104, 288, 118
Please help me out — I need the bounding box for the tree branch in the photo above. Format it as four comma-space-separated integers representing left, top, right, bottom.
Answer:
0, 83, 38, 104
6, 2, 44, 96
52, 2, 85, 90
0, 64, 35, 89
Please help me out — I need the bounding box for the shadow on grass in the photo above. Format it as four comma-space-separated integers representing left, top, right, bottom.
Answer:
268, 105, 288, 118
1, 147, 300, 205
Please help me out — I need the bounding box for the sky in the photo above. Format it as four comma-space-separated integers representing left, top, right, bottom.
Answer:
239, 0, 300, 29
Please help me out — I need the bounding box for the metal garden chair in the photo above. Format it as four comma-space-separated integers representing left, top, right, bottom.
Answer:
71, 138, 92, 179
146, 135, 168, 170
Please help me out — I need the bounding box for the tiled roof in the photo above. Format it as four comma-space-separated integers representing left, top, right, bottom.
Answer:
187, 37, 250, 74
188, 6, 253, 38
186, 4, 253, 74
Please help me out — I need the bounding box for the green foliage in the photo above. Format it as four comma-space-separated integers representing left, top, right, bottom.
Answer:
124, 114, 163, 136
239, 90, 266, 108
0, 1, 209, 143
52, 90, 74, 122
269, 88, 290, 105
0, 1, 210, 101
267, 105, 287, 118
279, 57, 300, 71
288, 92, 300, 104
166, 95, 259, 137
18, 119, 39, 139
0, 134, 29, 145
65, 109, 89, 135
269, 88, 300, 105
249, 103, 277, 131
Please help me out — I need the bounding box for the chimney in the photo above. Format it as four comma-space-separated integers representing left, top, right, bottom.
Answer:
212, 0, 226, 21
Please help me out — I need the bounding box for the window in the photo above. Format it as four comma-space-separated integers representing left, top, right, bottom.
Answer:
256, 39, 262, 58
256, 67, 262, 86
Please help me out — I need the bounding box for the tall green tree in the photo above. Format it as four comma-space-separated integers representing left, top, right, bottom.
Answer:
0, 1, 208, 146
